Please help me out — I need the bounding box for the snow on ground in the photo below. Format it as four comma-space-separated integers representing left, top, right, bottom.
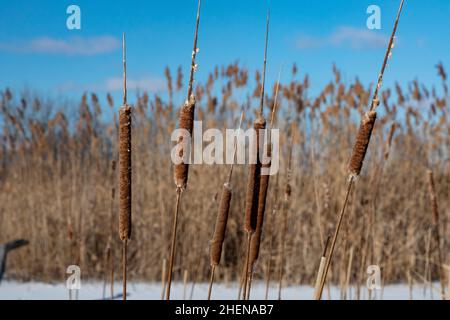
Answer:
0, 281, 441, 300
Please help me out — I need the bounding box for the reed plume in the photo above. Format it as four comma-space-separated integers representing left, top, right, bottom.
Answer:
316, 0, 405, 299
166, 0, 202, 300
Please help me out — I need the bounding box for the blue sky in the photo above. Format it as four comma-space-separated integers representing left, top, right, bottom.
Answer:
0, 0, 449, 104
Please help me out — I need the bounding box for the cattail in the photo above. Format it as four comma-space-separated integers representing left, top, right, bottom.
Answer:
243, 11, 270, 301
348, 111, 377, 178
249, 143, 271, 265
244, 116, 266, 234
118, 33, 131, 302
166, 0, 202, 301
208, 110, 244, 300
174, 96, 196, 190
210, 183, 232, 266
249, 66, 281, 270
119, 105, 132, 241
316, 0, 406, 300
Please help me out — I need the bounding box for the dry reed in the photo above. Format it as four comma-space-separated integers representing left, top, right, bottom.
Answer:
160, 259, 167, 300
426, 169, 446, 299
278, 123, 294, 300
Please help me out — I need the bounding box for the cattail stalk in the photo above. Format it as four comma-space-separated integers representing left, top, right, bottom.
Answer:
242, 11, 270, 301
160, 259, 167, 300
426, 169, 445, 300
316, 0, 405, 300
183, 270, 189, 300
313, 236, 331, 300
208, 111, 244, 300
166, 0, 202, 301
247, 65, 282, 299
118, 33, 132, 301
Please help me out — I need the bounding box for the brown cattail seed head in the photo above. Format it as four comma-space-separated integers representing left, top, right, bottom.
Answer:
210, 183, 233, 266
249, 144, 272, 264
348, 111, 377, 177
119, 105, 132, 241
174, 96, 196, 190
244, 117, 266, 234
427, 169, 439, 225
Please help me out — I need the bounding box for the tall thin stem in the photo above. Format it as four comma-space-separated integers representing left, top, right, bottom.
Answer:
242, 233, 252, 300
207, 265, 216, 300
187, 0, 202, 100
166, 188, 182, 300
122, 239, 127, 301
122, 33, 127, 106
316, 178, 354, 299
369, 0, 405, 112
259, 10, 270, 117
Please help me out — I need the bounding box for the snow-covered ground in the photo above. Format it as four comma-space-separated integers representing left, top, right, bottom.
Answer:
0, 281, 442, 300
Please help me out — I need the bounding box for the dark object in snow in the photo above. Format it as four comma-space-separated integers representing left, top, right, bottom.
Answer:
97, 293, 129, 300
0, 239, 29, 283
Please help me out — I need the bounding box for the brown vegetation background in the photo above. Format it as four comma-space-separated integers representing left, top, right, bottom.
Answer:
0, 63, 448, 288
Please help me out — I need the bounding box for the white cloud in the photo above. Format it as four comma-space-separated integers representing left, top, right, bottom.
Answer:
54, 76, 166, 93
104, 77, 166, 92
0, 36, 120, 56
297, 26, 389, 50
